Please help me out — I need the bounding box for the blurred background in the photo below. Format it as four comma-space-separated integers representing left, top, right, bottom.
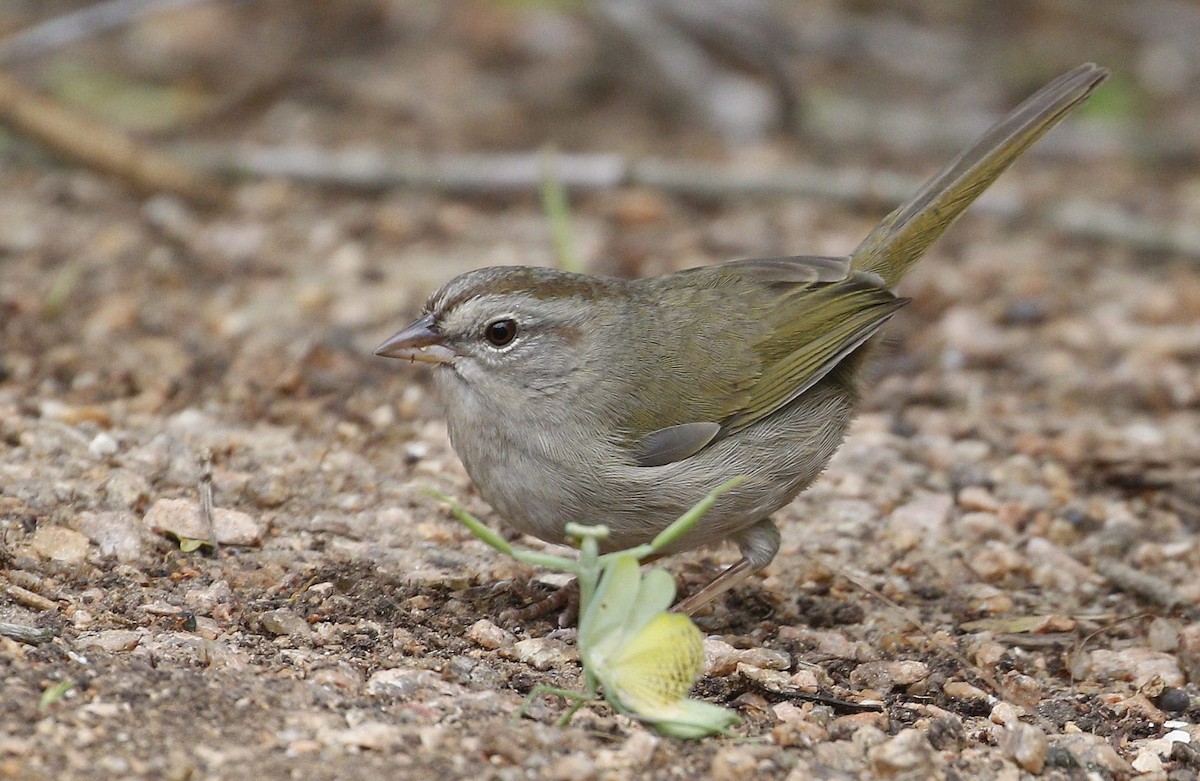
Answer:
2, 5, 1200, 779
1, 1, 1186, 156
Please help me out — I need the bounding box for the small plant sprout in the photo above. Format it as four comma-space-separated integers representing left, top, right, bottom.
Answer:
427, 477, 745, 739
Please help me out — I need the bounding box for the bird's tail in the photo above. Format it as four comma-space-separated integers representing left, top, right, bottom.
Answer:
850, 63, 1108, 288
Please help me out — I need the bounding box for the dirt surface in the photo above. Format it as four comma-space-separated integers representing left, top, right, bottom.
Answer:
2, 3, 1200, 780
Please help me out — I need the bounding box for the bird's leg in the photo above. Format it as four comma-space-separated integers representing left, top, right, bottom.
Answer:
672, 518, 780, 615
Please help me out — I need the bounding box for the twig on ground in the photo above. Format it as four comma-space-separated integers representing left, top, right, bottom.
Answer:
0, 73, 224, 206
1095, 559, 1183, 609
176, 142, 1197, 256
4, 582, 59, 612
0, 621, 56, 645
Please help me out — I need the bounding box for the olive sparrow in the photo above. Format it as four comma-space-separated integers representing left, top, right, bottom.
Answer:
377, 64, 1107, 615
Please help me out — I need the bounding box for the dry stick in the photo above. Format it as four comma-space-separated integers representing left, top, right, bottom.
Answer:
0, 621, 56, 645
177, 143, 1200, 257
1094, 559, 1183, 610
4, 582, 58, 612
198, 448, 219, 555
0, 73, 224, 207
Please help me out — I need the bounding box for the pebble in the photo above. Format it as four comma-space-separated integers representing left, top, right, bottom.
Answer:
968, 541, 1026, 581
788, 668, 822, 692
260, 608, 311, 640
738, 663, 793, 693
1179, 622, 1200, 682
183, 580, 232, 614
88, 432, 119, 459
27, 525, 90, 563
958, 485, 1000, 512
828, 711, 888, 741
999, 722, 1049, 773
102, 469, 152, 510
368, 668, 444, 698
849, 660, 929, 691
708, 746, 759, 781
466, 619, 512, 650
885, 491, 954, 552
706, 641, 791, 680
78, 630, 143, 652
989, 702, 1024, 726
1087, 648, 1185, 688
1053, 733, 1134, 775
143, 498, 263, 546
1156, 688, 1190, 713
943, 680, 992, 705
321, 722, 403, 751
508, 637, 575, 671
77, 511, 146, 562
548, 754, 598, 781
867, 729, 935, 777
1130, 749, 1164, 774
617, 732, 659, 766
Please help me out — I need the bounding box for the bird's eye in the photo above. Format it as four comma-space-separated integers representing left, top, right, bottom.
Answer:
484, 318, 518, 347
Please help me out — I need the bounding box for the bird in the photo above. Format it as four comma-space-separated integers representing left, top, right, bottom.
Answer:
377, 64, 1108, 615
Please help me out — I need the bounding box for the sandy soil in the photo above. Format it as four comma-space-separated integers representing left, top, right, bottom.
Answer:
1, 3, 1198, 780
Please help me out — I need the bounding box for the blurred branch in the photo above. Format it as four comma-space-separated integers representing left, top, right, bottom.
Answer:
0, 72, 224, 206
0, 0, 210, 65
179, 141, 1200, 257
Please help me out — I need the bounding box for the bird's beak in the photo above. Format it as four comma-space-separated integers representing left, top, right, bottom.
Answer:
375, 313, 457, 365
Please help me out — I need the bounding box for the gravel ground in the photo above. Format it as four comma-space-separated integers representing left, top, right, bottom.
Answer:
2, 3, 1199, 780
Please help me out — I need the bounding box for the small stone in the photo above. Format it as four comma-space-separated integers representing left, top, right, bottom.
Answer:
828, 711, 888, 740
548, 754, 597, 781
1130, 748, 1163, 774
1087, 648, 1184, 688
850, 660, 929, 691
323, 722, 403, 751
616, 732, 659, 766
88, 432, 119, 459
1156, 688, 1190, 713
943, 681, 992, 704
738, 663, 792, 693
704, 637, 741, 676
958, 485, 1000, 512
788, 668, 821, 692
367, 668, 453, 698
732, 646, 790, 671
1147, 617, 1179, 652
77, 511, 146, 562
183, 580, 232, 614
260, 609, 311, 639
885, 492, 954, 552
78, 630, 143, 652
968, 541, 1026, 581
102, 469, 152, 510
1054, 733, 1134, 775
708, 746, 758, 781
143, 498, 263, 546
868, 729, 934, 777
509, 637, 574, 671
989, 702, 1024, 726
1000, 722, 1049, 773
28, 525, 90, 563
1179, 622, 1200, 683
771, 705, 829, 748
466, 619, 512, 650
